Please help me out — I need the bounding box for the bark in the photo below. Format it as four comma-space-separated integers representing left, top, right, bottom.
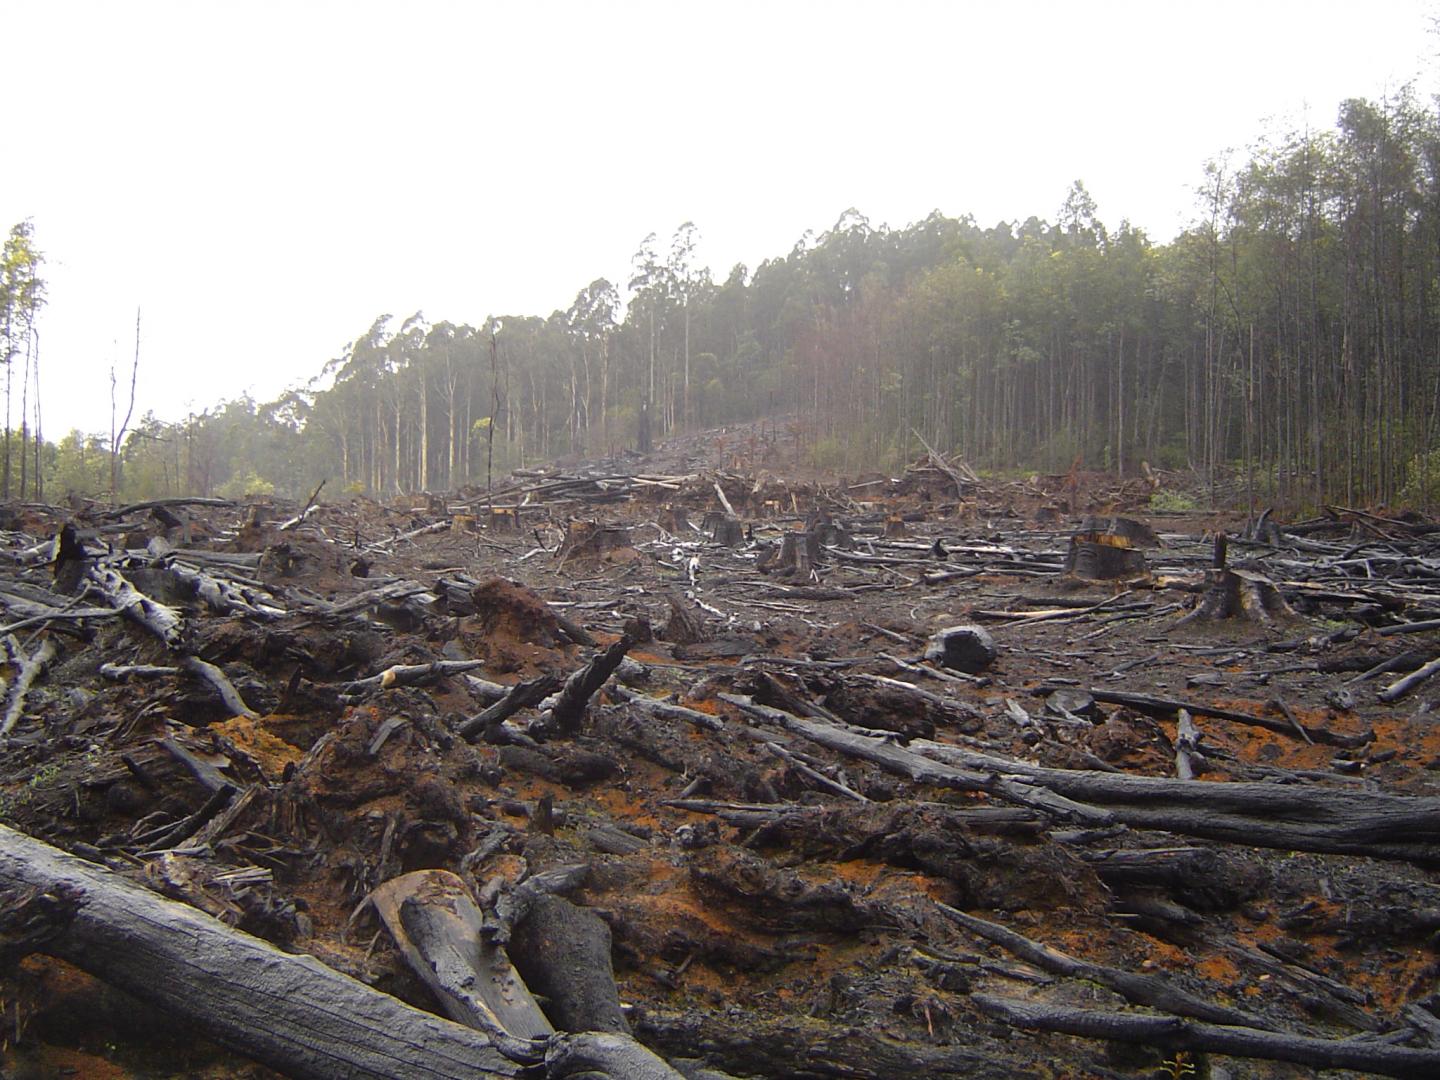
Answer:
0, 824, 522, 1080
85, 563, 185, 649
972, 995, 1440, 1079
938, 904, 1279, 1029
372, 870, 552, 1063
550, 635, 634, 735
0, 635, 56, 735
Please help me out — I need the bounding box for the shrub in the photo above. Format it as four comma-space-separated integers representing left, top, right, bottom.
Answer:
218, 470, 275, 499
1399, 448, 1440, 509
1150, 488, 1199, 512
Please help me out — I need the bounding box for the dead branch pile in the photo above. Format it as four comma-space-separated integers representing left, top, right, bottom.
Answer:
4, 435, 1440, 1078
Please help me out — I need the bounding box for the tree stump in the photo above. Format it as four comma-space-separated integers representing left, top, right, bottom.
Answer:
706, 514, 744, 547
557, 521, 634, 565
774, 529, 823, 577
486, 507, 520, 532
1177, 532, 1294, 626
1064, 530, 1149, 582
659, 505, 691, 535
1178, 567, 1295, 626
924, 625, 998, 673
664, 593, 711, 645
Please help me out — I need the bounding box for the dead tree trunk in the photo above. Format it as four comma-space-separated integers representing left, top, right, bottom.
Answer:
0, 824, 523, 1080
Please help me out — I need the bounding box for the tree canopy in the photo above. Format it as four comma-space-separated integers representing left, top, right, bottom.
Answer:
17, 86, 1440, 510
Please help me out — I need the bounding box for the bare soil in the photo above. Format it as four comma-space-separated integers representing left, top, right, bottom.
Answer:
2, 418, 1439, 1079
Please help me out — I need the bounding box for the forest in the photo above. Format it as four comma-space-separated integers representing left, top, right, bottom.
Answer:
6, 86, 1440, 511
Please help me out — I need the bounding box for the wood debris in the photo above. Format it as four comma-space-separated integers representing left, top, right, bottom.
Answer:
3, 424, 1440, 1078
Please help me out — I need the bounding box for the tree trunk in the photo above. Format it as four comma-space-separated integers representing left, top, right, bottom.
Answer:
0, 824, 523, 1080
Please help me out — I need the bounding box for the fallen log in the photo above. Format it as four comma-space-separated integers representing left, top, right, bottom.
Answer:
550, 634, 635, 734
457, 674, 561, 743
160, 557, 284, 619
0, 635, 57, 736
100, 657, 258, 720
341, 658, 491, 702
718, 693, 1113, 825
938, 904, 1275, 1029
0, 823, 523, 1080
724, 694, 1440, 862
1061, 686, 1370, 748
971, 995, 1440, 1079
1380, 654, 1440, 702
179, 654, 259, 718
99, 496, 236, 520
86, 562, 185, 648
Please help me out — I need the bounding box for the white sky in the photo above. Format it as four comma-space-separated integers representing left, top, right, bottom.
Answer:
4, 0, 1435, 438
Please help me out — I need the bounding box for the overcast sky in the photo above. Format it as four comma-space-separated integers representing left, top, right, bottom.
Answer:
4, 0, 1435, 438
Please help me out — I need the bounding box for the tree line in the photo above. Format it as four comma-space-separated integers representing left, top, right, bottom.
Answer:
13, 86, 1440, 511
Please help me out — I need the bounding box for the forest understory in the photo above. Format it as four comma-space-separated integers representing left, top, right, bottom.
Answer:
2, 417, 1440, 1080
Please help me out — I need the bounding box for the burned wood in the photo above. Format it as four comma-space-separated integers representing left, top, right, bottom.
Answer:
550, 634, 635, 734
0, 824, 523, 1080
86, 562, 185, 648
457, 673, 561, 743
371, 870, 551, 1063
610, 685, 725, 731
11, 441, 1440, 1079
277, 479, 326, 531
0, 881, 86, 966
180, 654, 259, 718
101, 658, 257, 720
0, 635, 56, 736
99, 496, 236, 520
340, 658, 491, 701
1064, 686, 1369, 747
159, 556, 284, 619
664, 592, 711, 644
1173, 709, 1204, 779
1380, 654, 1440, 702
1177, 565, 1295, 625
972, 995, 1440, 1079
158, 735, 233, 795
131, 782, 237, 851
938, 904, 1275, 1029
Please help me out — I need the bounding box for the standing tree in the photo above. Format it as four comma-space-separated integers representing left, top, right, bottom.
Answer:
668, 222, 711, 432
0, 221, 45, 501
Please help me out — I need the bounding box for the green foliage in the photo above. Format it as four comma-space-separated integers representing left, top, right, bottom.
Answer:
47, 430, 110, 498
19, 88, 1440, 510
1398, 447, 1440, 508
1150, 488, 1200, 512
217, 469, 276, 499
808, 436, 847, 471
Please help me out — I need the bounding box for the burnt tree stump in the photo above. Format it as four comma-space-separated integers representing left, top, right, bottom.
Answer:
924, 625, 998, 674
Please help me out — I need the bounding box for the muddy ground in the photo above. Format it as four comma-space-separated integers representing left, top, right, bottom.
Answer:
2, 419, 1439, 1079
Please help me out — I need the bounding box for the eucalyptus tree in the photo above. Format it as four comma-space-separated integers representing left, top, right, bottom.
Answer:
1, 221, 45, 500
668, 222, 710, 430
626, 233, 667, 439
567, 278, 618, 445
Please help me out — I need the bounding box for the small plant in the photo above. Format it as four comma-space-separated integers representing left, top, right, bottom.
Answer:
1150, 488, 1199, 512
1399, 447, 1440, 509
1156, 1051, 1197, 1079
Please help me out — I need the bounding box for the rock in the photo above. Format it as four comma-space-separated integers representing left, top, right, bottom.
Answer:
924, 625, 997, 673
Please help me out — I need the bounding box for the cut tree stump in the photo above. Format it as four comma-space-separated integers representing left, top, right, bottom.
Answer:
1064, 529, 1149, 582
1178, 534, 1294, 625
702, 512, 743, 546
557, 521, 634, 566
